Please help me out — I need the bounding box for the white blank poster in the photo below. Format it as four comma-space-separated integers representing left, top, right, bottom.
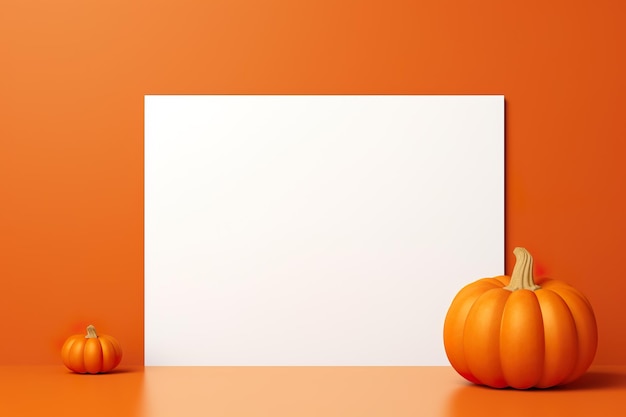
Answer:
144, 95, 503, 366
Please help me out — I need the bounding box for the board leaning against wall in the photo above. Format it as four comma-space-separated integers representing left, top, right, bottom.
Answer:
144, 95, 504, 366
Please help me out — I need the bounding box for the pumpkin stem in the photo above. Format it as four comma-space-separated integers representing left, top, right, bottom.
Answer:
85, 325, 99, 339
503, 247, 541, 291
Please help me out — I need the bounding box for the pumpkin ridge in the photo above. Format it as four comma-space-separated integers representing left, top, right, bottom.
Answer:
545, 287, 597, 385
456, 284, 493, 384
61, 336, 79, 369
463, 287, 509, 388
499, 289, 545, 388
554, 292, 581, 386
69, 337, 87, 373
444, 282, 496, 384
99, 339, 105, 373
534, 288, 578, 388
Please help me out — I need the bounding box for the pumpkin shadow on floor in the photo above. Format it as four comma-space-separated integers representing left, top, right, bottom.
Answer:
553, 371, 626, 391
65, 367, 138, 376
445, 372, 626, 417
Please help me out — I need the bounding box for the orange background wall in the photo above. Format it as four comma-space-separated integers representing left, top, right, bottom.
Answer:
1, 0, 624, 366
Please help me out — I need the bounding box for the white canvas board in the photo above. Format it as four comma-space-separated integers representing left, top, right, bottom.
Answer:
144, 95, 504, 365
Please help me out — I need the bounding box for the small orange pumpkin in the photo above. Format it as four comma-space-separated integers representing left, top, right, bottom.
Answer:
443, 247, 597, 389
61, 325, 123, 374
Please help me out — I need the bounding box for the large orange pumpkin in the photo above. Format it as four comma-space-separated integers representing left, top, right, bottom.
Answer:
61, 325, 123, 374
443, 247, 597, 389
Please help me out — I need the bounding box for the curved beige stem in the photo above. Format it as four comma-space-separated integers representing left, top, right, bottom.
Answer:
503, 247, 541, 291
85, 325, 98, 339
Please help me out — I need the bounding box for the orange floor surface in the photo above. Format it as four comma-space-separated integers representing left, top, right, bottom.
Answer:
1, 365, 625, 417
